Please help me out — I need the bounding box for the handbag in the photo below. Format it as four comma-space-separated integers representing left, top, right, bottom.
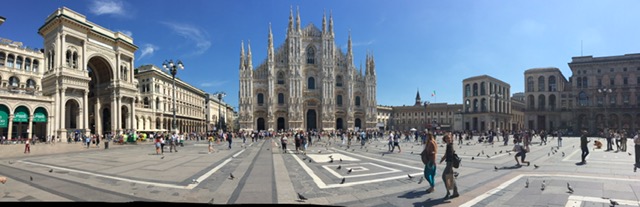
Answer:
453, 153, 461, 168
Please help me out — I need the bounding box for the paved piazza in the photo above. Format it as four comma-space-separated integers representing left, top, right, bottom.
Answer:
0, 136, 639, 206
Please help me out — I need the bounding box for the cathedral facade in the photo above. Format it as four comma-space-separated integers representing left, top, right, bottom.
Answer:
238, 8, 377, 132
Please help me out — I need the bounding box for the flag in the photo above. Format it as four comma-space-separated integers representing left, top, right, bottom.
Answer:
431, 90, 436, 97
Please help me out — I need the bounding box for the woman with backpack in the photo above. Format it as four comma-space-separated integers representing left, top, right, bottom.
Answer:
439, 133, 459, 199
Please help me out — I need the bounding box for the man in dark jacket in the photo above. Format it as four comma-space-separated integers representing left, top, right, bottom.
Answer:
580, 130, 590, 164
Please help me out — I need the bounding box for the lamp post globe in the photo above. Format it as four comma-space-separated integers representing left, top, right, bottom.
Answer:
162, 59, 184, 134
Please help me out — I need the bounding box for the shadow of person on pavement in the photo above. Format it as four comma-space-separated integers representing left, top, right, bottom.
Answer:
398, 190, 427, 199
413, 197, 451, 207
498, 165, 523, 170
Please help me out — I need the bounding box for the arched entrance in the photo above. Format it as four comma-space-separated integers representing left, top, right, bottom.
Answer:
87, 56, 114, 135
65, 100, 80, 129
33, 107, 48, 140
277, 117, 285, 131
257, 118, 265, 131
13, 106, 30, 139
336, 118, 344, 130
306, 110, 317, 131
355, 118, 362, 130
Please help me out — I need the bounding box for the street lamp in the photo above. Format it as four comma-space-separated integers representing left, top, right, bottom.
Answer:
214, 92, 226, 132
162, 59, 184, 134
598, 87, 613, 130
424, 101, 430, 132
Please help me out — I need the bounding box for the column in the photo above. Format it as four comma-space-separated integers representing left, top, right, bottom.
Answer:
117, 96, 122, 131
131, 99, 136, 130
83, 91, 89, 133
59, 34, 65, 70
47, 116, 52, 139
7, 116, 13, 140
112, 86, 117, 133
96, 98, 101, 134
28, 116, 33, 139
60, 87, 66, 134
54, 86, 60, 136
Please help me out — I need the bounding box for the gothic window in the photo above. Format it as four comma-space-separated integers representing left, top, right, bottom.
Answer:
548, 76, 557, 91
9, 76, 19, 87
306, 46, 315, 64
538, 76, 545, 92
66, 50, 71, 67
473, 83, 478, 96
526, 76, 534, 92
308, 77, 315, 89
355, 96, 361, 106
257, 93, 264, 105
337, 95, 343, 106
26, 79, 36, 89
278, 93, 284, 104
336, 75, 343, 87
7, 54, 14, 68
480, 82, 486, 95
25, 58, 31, 71
578, 91, 588, 106
72, 52, 78, 68
16, 56, 23, 69
465, 84, 470, 97
277, 71, 285, 84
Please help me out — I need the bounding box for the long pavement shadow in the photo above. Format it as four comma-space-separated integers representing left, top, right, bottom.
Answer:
413, 197, 452, 207
497, 165, 523, 171
398, 190, 428, 199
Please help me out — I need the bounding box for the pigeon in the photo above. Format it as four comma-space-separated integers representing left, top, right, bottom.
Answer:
408, 174, 413, 179
486, 155, 490, 158
297, 192, 308, 201
567, 183, 574, 193
340, 158, 343, 162
229, 173, 235, 180
499, 150, 502, 153
482, 150, 484, 155
329, 159, 334, 163
541, 180, 546, 191
208, 198, 215, 204
382, 153, 385, 157
494, 166, 498, 171
337, 165, 342, 170
534, 164, 539, 169
302, 157, 307, 160
477, 153, 481, 157
340, 177, 346, 184
508, 152, 512, 155
411, 151, 413, 154
629, 152, 632, 156
472, 157, 475, 160
495, 152, 497, 155
418, 176, 424, 184
562, 152, 565, 157
192, 179, 199, 184
348, 168, 353, 174
610, 199, 619, 206
161, 156, 165, 159
49, 169, 53, 173
329, 155, 333, 159
308, 159, 312, 163
8, 161, 13, 165
525, 178, 529, 188
30, 176, 33, 181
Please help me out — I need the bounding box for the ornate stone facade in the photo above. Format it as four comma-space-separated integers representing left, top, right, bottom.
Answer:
462, 75, 512, 132
238, 8, 377, 131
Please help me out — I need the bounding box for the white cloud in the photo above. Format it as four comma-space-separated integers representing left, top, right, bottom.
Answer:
200, 81, 226, 88
118, 30, 132, 37
341, 40, 375, 50
161, 22, 211, 56
139, 44, 158, 59
89, 0, 125, 16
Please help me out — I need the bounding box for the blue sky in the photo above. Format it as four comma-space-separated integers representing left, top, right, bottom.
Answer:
2, 0, 640, 109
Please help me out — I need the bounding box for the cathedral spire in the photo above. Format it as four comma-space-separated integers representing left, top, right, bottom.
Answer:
268, 23, 274, 63
239, 40, 245, 71
329, 10, 334, 35
296, 6, 301, 32
246, 40, 253, 70
322, 9, 326, 34
288, 6, 293, 34
347, 29, 353, 58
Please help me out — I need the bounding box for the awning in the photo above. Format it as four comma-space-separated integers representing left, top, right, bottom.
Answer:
0, 105, 8, 128
33, 108, 47, 122
13, 107, 29, 122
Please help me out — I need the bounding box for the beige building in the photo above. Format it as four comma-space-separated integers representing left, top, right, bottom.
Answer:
523, 54, 640, 134
238, 8, 377, 131
376, 105, 392, 130
383, 90, 461, 132
0, 7, 234, 141
462, 75, 512, 132
510, 92, 525, 131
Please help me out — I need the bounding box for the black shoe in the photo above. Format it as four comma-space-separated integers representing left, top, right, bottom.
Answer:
450, 193, 459, 198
